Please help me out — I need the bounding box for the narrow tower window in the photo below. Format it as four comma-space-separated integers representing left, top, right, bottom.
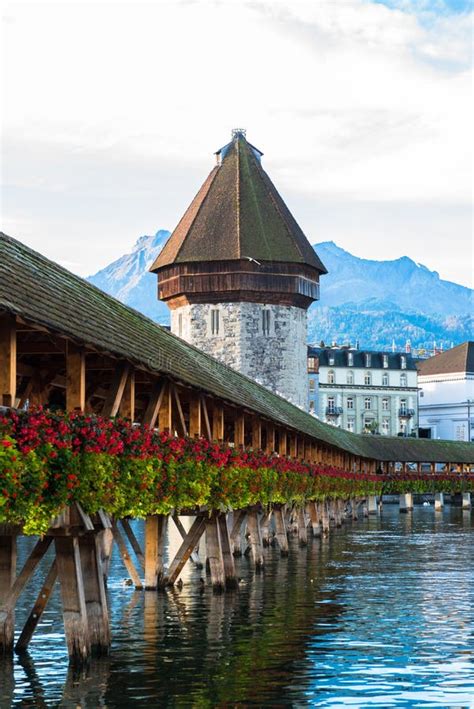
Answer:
211, 309, 220, 336
262, 308, 271, 336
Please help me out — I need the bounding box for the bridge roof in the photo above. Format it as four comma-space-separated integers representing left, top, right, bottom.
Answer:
1, 232, 473, 464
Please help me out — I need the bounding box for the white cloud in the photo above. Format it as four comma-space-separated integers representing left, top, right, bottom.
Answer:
1, 0, 472, 286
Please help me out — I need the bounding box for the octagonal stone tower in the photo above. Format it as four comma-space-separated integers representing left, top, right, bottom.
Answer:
150, 130, 327, 408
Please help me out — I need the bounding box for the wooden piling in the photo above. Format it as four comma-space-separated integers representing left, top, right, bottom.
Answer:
55, 536, 90, 662
0, 533, 16, 656
260, 509, 273, 547
205, 514, 225, 591
144, 515, 167, 590
229, 510, 246, 556
15, 560, 57, 654
297, 507, 308, 546
217, 514, 238, 588
273, 506, 289, 556
307, 502, 321, 536
166, 514, 206, 586
247, 511, 264, 570
79, 534, 110, 654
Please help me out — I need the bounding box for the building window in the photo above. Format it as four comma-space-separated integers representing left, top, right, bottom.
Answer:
455, 424, 466, 441
328, 370, 335, 384
364, 371, 372, 386
382, 419, 389, 435
308, 357, 317, 373
347, 352, 354, 366
365, 353, 371, 367
382, 398, 389, 411
383, 354, 388, 368
327, 396, 335, 413
364, 397, 372, 410
400, 399, 407, 414
328, 354, 335, 366
382, 373, 389, 386
400, 373, 407, 387
347, 397, 354, 410
400, 355, 406, 369
347, 371, 354, 385
210, 309, 220, 336
262, 309, 271, 336
347, 419, 355, 432
178, 313, 183, 338
309, 400, 315, 413
309, 378, 316, 391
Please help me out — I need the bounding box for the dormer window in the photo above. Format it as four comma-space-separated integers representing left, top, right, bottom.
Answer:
400, 355, 406, 369
328, 354, 335, 366
383, 355, 388, 368
347, 352, 354, 366
365, 353, 371, 367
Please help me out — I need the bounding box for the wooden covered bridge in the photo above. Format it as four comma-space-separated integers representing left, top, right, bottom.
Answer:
0, 232, 473, 661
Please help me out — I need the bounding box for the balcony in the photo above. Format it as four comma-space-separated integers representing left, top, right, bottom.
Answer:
399, 408, 415, 418
326, 406, 343, 417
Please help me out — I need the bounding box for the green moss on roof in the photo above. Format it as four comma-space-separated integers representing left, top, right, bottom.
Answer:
1, 232, 472, 464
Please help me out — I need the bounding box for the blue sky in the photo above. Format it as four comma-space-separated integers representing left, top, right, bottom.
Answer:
2, 0, 472, 287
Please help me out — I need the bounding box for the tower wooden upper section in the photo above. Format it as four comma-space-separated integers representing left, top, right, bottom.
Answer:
150, 130, 327, 309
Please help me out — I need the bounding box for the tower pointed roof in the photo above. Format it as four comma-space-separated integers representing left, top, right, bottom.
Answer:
151, 131, 327, 273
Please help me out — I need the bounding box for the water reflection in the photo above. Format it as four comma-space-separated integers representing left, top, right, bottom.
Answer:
5, 506, 473, 707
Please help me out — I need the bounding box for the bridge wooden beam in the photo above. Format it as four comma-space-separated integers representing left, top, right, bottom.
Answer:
265, 424, 275, 454
251, 418, 261, 449
212, 403, 224, 442
119, 369, 135, 421
158, 381, 172, 432
102, 364, 130, 418
172, 385, 188, 437
66, 342, 86, 412
234, 414, 245, 447
0, 313, 17, 407
189, 394, 201, 438
279, 429, 287, 456
200, 395, 212, 440
143, 380, 166, 430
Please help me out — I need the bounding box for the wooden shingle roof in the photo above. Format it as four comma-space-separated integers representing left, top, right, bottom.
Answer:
1, 232, 472, 464
150, 133, 327, 274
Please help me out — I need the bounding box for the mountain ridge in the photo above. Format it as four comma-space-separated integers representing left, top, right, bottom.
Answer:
87, 230, 473, 350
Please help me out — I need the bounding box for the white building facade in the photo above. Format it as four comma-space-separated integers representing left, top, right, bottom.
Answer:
308, 346, 418, 436
418, 342, 474, 442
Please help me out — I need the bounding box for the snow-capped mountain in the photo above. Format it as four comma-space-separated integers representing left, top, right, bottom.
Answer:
87, 230, 473, 350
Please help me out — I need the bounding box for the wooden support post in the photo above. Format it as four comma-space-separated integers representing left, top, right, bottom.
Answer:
0, 534, 16, 655
229, 510, 246, 556
79, 535, 110, 654
266, 424, 275, 454
279, 430, 287, 456
100, 528, 114, 582
66, 342, 86, 412
189, 395, 201, 438
0, 314, 17, 407
120, 520, 144, 570
212, 404, 224, 441
112, 523, 143, 589
15, 560, 57, 654
289, 434, 297, 458
247, 511, 264, 570
166, 515, 206, 585
217, 514, 238, 588
251, 418, 262, 449
143, 380, 166, 430
320, 502, 330, 535
304, 440, 312, 462
158, 381, 172, 432
144, 515, 167, 590
274, 506, 289, 556
234, 414, 245, 447
102, 364, 130, 418
55, 536, 90, 662
119, 369, 135, 421
172, 385, 188, 436
200, 396, 212, 440
172, 514, 202, 566
260, 509, 273, 547
297, 507, 308, 545
307, 502, 321, 536
205, 514, 225, 591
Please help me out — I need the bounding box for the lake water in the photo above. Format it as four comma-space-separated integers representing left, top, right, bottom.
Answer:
2, 505, 473, 708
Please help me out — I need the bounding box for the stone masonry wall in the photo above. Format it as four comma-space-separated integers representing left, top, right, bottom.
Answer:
171, 302, 308, 409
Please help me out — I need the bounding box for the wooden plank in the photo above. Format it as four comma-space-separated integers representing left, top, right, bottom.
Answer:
119, 369, 135, 421
75, 503, 94, 532
143, 380, 166, 430
266, 424, 275, 454
212, 404, 224, 441
0, 313, 17, 407
55, 536, 90, 661
251, 418, 261, 449
144, 515, 167, 590
247, 511, 264, 569
79, 535, 110, 654
66, 342, 86, 412
172, 385, 188, 437
111, 524, 143, 589
15, 560, 57, 654
0, 535, 16, 655
234, 414, 245, 447
120, 519, 144, 570
217, 514, 237, 588
172, 514, 201, 566
189, 395, 201, 438
279, 430, 287, 456
158, 381, 173, 432
166, 515, 206, 585
289, 434, 297, 458
200, 395, 212, 440
274, 507, 289, 556
205, 515, 225, 591
102, 364, 130, 418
